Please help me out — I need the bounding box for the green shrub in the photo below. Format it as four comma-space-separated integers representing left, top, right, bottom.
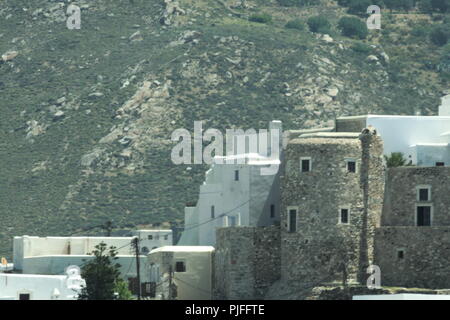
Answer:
384, 0, 415, 11
411, 24, 431, 37
384, 152, 410, 167
437, 43, 450, 73
307, 15, 331, 34
419, 0, 433, 13
347, 0, 372, 15
430, 24, 450, 46
249, 13, 273, 24
351, 42, 373, 54
338, 17, 369, 39
337, 0, 352, 6
285, 19, 305, 30
430, 0, 450, 12
419, 0, 450, 13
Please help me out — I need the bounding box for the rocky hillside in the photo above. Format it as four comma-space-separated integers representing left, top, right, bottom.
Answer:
0, 0, 447, 257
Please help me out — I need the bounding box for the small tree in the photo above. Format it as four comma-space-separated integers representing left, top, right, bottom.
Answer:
384, 152, 408, 168
338, 17, 369, 39
430, 24, 450, 46
351, 42, 373, 54
431, 0, 450, 12
384, 0, 415, 11
249, 13, 273, 24
307, 15, 331, 34
115, 279, 134, 300
419, 0, 434, 13
78, 242, 127, 300
347, 0, 372, 15
285, 18, 305, 30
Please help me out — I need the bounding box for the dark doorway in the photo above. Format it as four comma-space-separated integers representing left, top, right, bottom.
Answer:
417, 206, 431, 226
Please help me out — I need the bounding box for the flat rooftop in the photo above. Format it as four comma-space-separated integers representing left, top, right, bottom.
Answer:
289, 132, 361, 144
149, 246, 215, 254
214, 153, 281, 165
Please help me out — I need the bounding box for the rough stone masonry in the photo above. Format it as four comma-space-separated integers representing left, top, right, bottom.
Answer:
214, 126, 450, 299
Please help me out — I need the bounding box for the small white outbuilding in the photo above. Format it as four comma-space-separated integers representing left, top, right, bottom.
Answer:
0, 267, 85, 300
147, 246, 215, 300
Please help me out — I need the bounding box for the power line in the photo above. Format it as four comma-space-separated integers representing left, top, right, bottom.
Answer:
180, 199, 250, 233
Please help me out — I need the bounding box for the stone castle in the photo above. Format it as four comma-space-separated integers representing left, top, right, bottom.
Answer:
208, 97, 450, 300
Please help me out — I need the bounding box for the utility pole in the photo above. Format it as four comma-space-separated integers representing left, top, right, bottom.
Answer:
168, 264, 173, 300
132, 237, 142, 300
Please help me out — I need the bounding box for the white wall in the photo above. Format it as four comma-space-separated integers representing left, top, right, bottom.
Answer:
14, 232, 172, 271
172, 250, 213, 300
14, 236, 134, 262
438, 95, 450, 116
0, 273, 84, 300
178, 121, 283, 247
249, 163, 281, 227
366, 115, 450, 165
178, 157, 280, 246
178, 206, 198, 245
131, 230, 173, 253
21, 255, 149, 282
148, 247, 214, 300
413, 144, 450, 166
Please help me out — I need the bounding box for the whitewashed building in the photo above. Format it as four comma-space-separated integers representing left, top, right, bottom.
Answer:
0, 268, 85, 300
335, 103, 450, 167
178, 121, 283, 246
12, 232, 172, 288
130, 230, 173, 253
147, 246, 215, 300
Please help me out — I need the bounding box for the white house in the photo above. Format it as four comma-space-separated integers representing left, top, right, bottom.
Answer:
0, 268, 85, 300
12, 232, 172, 292
336, 110, 450, 167
147, 246, 215, 300
178, 121, 283, 247
131, 230, 173, 254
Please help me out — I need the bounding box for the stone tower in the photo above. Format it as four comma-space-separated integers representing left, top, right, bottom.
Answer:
279, 128, 384, 287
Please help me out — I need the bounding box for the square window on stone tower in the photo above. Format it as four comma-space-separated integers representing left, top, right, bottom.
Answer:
417, 187, 431, 202
288, 208, 297, 232
417, 206, 432, 226
339, 208, 349, 224
347, 160, 356, 173
397, 250, 404, 259
300, 157, 311, 172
